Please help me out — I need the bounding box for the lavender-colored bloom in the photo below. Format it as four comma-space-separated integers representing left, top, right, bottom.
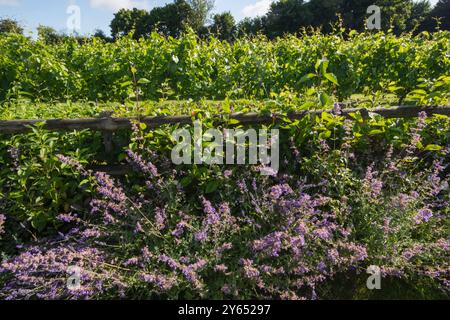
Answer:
219, 203, 231, 216
223, 170, 232, 178
141, 272, 177, 291
253, 232, 284, 257
221, 284, 232, 295
201, 197, 216, 216
141, 246, 153, 261
414, 208, 433, 224
194, 231, 207, 242
240, 259, 260, 279
134, 221, 144, 234
155, 207, 166, 231
216, 243, 233, 256
364, 165, 383, 197
8, 146, 20, 171
158, 254, 179, 270
313, 228, 331, 241
0, 243, 111, 300
327, 249, 340, 264
333, 103, 342, 115
123, 257, 139, 266
214, 264, 228, 273
81, 228, 102, 239
94, 172, 127, 207
371, 179, 383, 197
319, 139, 330, 152
57, 154, 84, 172
269, 184, 293, 200
172, 221, 187, 237
57, 213, 78, 223
126, 149, 158, 177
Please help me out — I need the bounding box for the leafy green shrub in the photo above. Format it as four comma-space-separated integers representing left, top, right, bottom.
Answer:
0, 111, 448, 299
0, 30, 448, 103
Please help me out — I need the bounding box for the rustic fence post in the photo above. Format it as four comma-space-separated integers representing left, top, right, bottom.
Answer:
99, 111, 115, 161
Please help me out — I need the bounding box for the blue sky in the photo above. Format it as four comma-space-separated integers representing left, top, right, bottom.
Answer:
0, 0, 440, 36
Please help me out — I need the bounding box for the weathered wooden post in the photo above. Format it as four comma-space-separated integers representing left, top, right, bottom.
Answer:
99, 111, 115, 161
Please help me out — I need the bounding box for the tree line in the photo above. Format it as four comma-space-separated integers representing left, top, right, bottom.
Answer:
1, 0, 449, 43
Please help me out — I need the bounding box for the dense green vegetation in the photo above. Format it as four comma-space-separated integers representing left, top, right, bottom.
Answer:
1, 30, 449, 105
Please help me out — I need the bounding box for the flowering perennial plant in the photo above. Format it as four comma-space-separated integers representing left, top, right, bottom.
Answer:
0, 113, 449, 300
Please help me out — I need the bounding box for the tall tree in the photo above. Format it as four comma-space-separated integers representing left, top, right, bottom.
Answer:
237, 17, 267, 36
37, 25, 61, 44
211, 11, 236, 41
0, 18, 23, 34
406, 0, 432, 32
307, 0, 343, 32
372, 0, 414, 33
92, 29, 112, 42
430, 0, 450, 30
340, 0, 375, 31
147, 0, 194, 37
110, 8, 150, 39
187, 0, 215, 31
265, 0, 312, 37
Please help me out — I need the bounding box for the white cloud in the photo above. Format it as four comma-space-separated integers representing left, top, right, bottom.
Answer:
242, 0, 273, 18
89, 0, 150, 12
0, 0, 20, 6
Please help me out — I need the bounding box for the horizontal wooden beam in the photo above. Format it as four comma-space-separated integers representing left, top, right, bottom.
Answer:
0, 105, 449, 134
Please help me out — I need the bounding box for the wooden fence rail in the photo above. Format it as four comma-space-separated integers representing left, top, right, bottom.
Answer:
1, 105, 449, 175
1, 105, 450, 135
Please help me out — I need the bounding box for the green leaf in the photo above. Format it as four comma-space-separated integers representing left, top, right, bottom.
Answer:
120, 80, 132, 88
319, 92, 332, 107
181, 176, 193, 187
205, 180, 219, 194
137, 78, 151, 84
324, 73, 339, 86
299, 73, 317, 83
424, 144, 442, 151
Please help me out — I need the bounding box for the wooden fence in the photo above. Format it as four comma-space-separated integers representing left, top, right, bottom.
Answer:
1, 105, 449, 175
1, 105, 450, 135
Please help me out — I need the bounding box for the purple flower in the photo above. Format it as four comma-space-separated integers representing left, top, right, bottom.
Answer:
241, 259, 260, 279
57, 213, 78, 223
155, 207, 166, 231
214, 264, 228, 273
223, 170, 232, 178
269, 184, 293, 200
313, 228, 331, 241
57, 154, 84, 172
201, 197, 216, 216
216, 243, 233, 256
333, 103, 342, 115
126, 149, 158, 177
134, 221, 144, 234
123, 257, 139, 266
194, 231, 207, 242
414, 208, 433, 224
141, 272, 177, 291
221, 284, 232, 295
364, 165, 383, 197
158, 254, 179, 270
172, 221, 187, 237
